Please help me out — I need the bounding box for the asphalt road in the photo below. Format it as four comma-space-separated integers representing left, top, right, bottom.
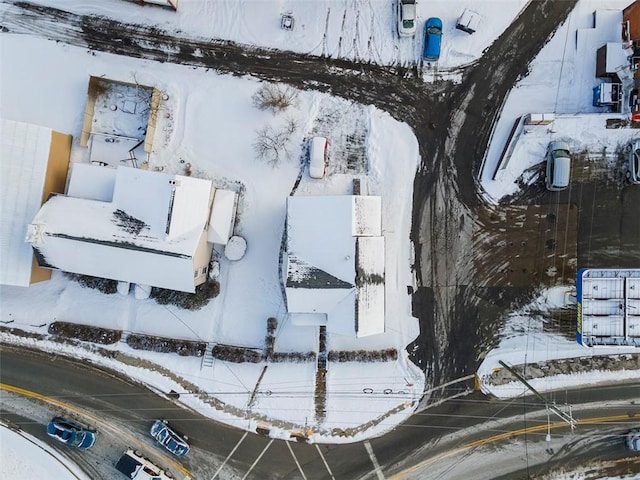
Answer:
2, 346, 639, 479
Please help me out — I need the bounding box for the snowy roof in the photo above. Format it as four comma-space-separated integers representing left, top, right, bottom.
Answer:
67, 163, 117, 202
27, 166, 214, 292
285, 195, 385, 337
207, 189, 237, 245
0, 119, 52, 286
577, 268, 640, 347
604, 42, 630, 73
111, 167, 212, 240
89, 133, 141, 166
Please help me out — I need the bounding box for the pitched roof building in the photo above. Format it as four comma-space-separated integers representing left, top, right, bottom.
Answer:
284, 195, 385, 337
27, 165, 236, 293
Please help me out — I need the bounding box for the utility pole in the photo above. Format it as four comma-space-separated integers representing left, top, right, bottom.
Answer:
498, 360, 576, 431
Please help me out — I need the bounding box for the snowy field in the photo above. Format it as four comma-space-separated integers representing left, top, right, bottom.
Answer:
1, 0, 639, 448
0, 424, 88, 480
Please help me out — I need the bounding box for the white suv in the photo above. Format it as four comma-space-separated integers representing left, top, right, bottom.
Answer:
545, 141, 571, 191
627, 140, 640, 184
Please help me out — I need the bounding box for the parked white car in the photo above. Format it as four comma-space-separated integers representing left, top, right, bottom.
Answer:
627, 139, 640, 184
309, 136, 328, 179
397, 0, 417, 37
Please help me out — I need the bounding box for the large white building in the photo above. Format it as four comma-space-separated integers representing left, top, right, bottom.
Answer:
577, 268, 640, 347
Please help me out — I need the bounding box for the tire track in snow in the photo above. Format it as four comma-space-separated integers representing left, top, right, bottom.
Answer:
321, 7, 330, 57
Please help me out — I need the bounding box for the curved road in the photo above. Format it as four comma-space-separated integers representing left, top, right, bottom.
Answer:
2, 346, 639, 479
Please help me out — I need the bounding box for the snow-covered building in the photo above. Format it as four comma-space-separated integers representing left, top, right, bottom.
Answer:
0, 119, 72, 287
26, 165, 236, 293
284, 195, 385, 338
577, 268, 640, 348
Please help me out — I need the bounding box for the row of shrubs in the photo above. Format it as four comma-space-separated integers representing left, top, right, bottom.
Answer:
213, 344, 263, 363
150, 281, 220, 310
65, 273, 220, 311
268, 351, 316, 362
48, 321, 121, 344
214, 347, 400, 364
127, 334, 206, 356
328, 348, 398, 362
64, 273, 118, 295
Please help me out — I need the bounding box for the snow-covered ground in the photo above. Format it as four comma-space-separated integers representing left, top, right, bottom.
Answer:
0, 424, 88, 480
0, 29, 423, 441
1, 0, 639, 451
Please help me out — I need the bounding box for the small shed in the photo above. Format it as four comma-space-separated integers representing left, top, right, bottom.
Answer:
456, 9, 481, 34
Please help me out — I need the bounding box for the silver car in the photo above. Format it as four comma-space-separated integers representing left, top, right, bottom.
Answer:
150, 419, 190, 457
627, 429, 640, 451
397, 0, 417, 37
627, 139, 640, 184
545, 141, 571, 191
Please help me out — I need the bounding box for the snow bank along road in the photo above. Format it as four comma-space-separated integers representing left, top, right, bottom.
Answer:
2, 346, 639, 479
0, 0, 597, 402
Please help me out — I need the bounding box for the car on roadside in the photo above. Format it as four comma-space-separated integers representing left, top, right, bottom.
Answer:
116, 448, 173, 480
423, 17, 443, 61
150, 419, 190, 457
626, 139, 640, 184
628, 429, 640, 451
397, 0, 417, 37
545, 140, 571, 191
46, 416, 96, 449
309, 136, 328, 179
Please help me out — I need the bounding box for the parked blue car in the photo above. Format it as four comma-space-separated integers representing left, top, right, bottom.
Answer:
46, 416, 96, 449
150, 419, 190, 457
423, 17, 443, 61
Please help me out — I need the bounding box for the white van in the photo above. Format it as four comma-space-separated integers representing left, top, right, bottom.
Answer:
115, 448, 172, 479
309, 137, 328, 179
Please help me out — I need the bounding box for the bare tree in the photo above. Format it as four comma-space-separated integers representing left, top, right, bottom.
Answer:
252, 84, 298, 114
253, 118, 298, 167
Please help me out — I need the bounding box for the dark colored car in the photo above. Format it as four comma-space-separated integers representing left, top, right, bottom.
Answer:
627, 139, 640, 184
46, 416, 96, 449
150, 419, 190, 457
423, 17, 443, 61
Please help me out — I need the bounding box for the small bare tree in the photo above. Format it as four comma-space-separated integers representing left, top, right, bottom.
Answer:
252, 84, 298, 114
253, 118, 298, 167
